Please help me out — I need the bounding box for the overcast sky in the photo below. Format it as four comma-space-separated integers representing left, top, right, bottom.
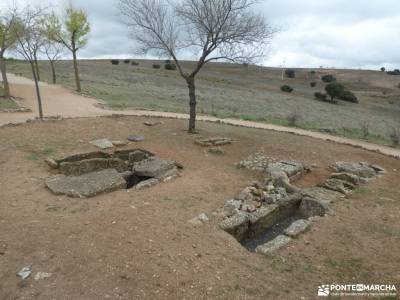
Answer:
6, 0, 400, 69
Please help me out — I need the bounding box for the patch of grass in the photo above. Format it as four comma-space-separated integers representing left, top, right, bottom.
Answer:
0, 98, 18, 110
26, 148, 56, 162
6, 59, 400, 146
364, 223, 400, 240
26, 154, 39, 161
0, 86, 19, 110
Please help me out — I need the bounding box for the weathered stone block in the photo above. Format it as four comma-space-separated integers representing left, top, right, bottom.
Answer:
284, 219, 311, 237
331, 161, 376, 178
129, 150, 149, 164
255, 235, 292, 255
90, 138, 114, 149
133, 158, 176, 178
299, 197, 330, 217
56, 151, 111, 164
45, 169, 127, 198
218, 212, 250, 241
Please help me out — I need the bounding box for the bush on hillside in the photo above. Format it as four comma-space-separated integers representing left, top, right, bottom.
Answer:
280, 85, 293, 93
111, 60, 119, 65
131, 61, 139, 66
165, 63, 177, 70
285, 69, 295, 78
387, 69, 400, 75
310, 82, 317, 87
321, 74, 336, 82
309, 70, 316, 75
325, 83, 345, 101
380, 67, 385, 72
153, 64, 161, 69
339, 90, 358, 103
124, 59, 130, 64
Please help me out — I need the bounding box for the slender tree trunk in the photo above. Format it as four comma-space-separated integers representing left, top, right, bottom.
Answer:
50, 60, 56, 84
186, 76, 197, 133
30, 61, 43, 119
34, 53, 40, 81
0, 55, 10, 98
72, 48, 81, 92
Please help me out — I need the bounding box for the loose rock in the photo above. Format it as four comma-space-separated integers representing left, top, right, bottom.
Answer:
127, 135, 145, 142
188, 213, 210, 225
89, 138, 114, 149
284, 219, 311, 237
112, 140, 129, 147
255, 235, 292, 255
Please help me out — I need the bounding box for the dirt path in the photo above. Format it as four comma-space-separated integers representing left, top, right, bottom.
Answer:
2, 73, 400, 159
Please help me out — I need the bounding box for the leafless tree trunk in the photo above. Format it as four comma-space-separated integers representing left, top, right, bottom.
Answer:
186, 77, 197, 132
50, 60, 56, 84
29, 60, 43, 118
118, 0, 275, 133
72, 45, 81, 92
0, 55, 10, 98
33, 51, 40, 81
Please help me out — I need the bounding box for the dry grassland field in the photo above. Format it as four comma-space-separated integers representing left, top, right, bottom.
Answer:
7, 60, 400, 145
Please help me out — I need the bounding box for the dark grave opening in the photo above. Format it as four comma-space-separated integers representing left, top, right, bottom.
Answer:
240, 214, 302, 251
125, 174, 153, 189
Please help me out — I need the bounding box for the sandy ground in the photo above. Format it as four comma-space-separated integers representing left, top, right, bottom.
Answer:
0, 116, 399, 299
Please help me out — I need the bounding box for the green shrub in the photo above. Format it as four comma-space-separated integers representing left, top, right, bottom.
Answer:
285, 69, 295, 78
380, 67, 385, 72
111, 59, 119, 65
339, 90, 358, 103
131, 61, 139, 66
325, 82, 345, 100
165, 63, 176, 70
152, 64, 161, 69
321, 74, 336, 82
314, 92, 338, 104
124, 59, 130, 64
309, 70, 316, 75
310, 82, 317, 87
387, 69, 400, 75
280, 85, 293, 93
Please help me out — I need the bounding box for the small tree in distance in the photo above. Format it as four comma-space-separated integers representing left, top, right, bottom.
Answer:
117, 0, 274, 133
52, 5, 90, 92
40, 12, 65, 84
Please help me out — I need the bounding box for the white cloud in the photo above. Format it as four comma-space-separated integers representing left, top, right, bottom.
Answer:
4, 0, 400, 69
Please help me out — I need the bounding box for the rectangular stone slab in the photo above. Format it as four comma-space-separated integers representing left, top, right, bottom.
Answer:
133, 158, 176, 178
45, 169, 127, 198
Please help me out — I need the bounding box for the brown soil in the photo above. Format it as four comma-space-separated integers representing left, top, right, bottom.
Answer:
0, 116, 399, 299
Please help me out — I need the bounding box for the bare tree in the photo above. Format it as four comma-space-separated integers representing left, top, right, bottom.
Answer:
0, 5, 18, 98
13, 7, 46, 119
117, 0, 274, 133
41, 40, 64, 84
